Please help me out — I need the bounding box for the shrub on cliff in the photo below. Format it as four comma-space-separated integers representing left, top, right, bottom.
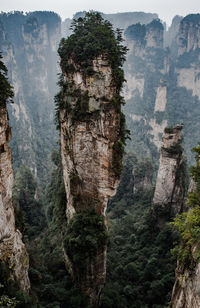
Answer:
58, 11, 127, 91
0, 53, 14, 106
171, 144, 200, 266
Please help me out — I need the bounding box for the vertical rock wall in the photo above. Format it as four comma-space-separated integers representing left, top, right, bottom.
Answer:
59, 55, 124, 305
172, 262, 200, 308
153, 124, 185, 219
0, 106, 30, 292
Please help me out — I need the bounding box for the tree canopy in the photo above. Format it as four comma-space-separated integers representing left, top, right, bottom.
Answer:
58, 11, 127, 90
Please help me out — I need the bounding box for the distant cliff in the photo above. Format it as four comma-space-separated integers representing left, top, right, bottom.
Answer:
0, 11, 61, 184
123, 14, 200, 165
124, 19, 169, 164
61, 11, 158, 37
153, 124, 185, 222
56, 12, 127, 306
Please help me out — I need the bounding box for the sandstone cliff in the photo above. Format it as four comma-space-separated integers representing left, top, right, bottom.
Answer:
124, 19, 169, 160
0, 105, 30, 292
153, 124, 185, 219
170, 140, 200, 308
178, 14, 200, 55
172, 262, 200, 308
57, 12, 127, 306
60, 54, 124, 306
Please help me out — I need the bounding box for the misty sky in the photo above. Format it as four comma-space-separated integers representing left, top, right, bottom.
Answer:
2, 0, 200, 25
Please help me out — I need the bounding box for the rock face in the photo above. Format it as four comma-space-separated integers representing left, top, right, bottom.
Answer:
178, 14, 200, 55
60, 56, 121, 220
0, 12, 61, 184
172, 262, 200, 308
59, 54, 124, 305
153, 124, 185, 218
124, 19, 169, 159
123, 14, 200, 166
0, 106, 30, 292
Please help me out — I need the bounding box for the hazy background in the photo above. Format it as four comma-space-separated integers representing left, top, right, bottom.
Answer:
2, 0, 200, 26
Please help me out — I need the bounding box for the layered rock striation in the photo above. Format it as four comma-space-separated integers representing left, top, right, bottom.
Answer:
0, 105, 30, 292
178, 14, 200, 55
172, 262, 200, 308
59, 55, 125, 305
124, 19, 169, 158
153, 124, 185, 219
57, 12, 127, 306
171, 142, 200, 308
60, 56, 122, 220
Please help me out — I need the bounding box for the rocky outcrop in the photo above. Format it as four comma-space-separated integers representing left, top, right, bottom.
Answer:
59, 55, 124, 305
164, 15, 182, 55
172, 261, 200, 308
178, 14, 200, 55
60, 57, 121, 220
0, 106, 30, 292
124, 19, 169, 154
58, 13, 127, 303
145, 19, 164, 49
153, 124, 185, 218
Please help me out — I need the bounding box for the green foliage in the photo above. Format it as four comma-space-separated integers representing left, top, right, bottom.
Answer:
181, 14, 200, 25
146, 18, 164, 31
176, 48, 200, 68
98, 152, 179, 307
164, 127, 174, 134
164, 144, 183, 155
64, 209, 108, 270
20, 148, 89, 307
101, 153, 177, 307
58, 11, 127, 88
172, 144, 200, 267
71, 90, 90, 122
0, 263, 32, 307
0, 53, 14, 106
112, 140, 125, 177
125, 23, 146, 42
13, 166, 45, 238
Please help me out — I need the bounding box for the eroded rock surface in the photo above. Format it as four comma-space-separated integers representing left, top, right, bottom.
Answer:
0, 106, 30, 292
153, 124, 185, 218
59, 54, 125, 305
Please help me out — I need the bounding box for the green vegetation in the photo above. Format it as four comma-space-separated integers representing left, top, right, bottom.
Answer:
58, 11, 127, 87
172, 144, 200, 267
125, 23, 146, 42
146, 18, 164, 31
13, 166, 45, 238
164, 144, 183, 155
164, 127, 174, 134
181, 14, 200, 25
100, 153, 178, 308
64, 209, 108, 271
0, 53, 14, 106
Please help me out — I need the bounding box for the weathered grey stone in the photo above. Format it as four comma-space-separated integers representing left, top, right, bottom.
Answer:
0, 106, 30, 292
